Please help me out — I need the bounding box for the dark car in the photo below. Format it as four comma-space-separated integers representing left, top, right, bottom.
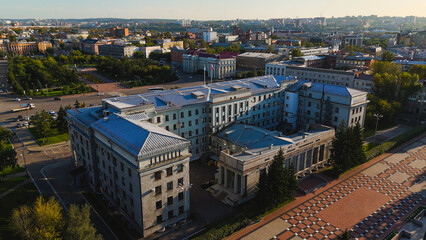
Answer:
54, 97, 62, 100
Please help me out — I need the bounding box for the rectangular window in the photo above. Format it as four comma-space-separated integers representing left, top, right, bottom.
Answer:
195, 109, 199, 115
188, 110, 192, 117
128, 168, 131, 177
157, 215, 163, 223
120, 162, 124, 171
181, 112, 184, 118
178, 178, 183, 186
177, 164, 184, 172
173, 113, 177, 120
178, 192, 184, 201
167, 196, 173, 205
166, 167, 173, 176
167, 181, 173, 190
156, 200, 162, 209
157, 116, 161, 123
165, 115, 169, 121
129, 183, 133, 193
155, 171, 161, 180
155, 186, 162, 195
179, 206, 184, 215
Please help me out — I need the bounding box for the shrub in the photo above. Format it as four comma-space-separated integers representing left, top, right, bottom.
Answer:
191, 216, 248, 240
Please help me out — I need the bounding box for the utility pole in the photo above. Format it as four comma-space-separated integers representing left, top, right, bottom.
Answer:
373, 113, 383, 144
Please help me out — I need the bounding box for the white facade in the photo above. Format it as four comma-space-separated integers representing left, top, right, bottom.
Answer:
203, 31, 218, 43
265, 62, 356, 88
182, 54, 236, 79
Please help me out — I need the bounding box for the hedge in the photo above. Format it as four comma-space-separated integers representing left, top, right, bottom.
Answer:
365, 124, 426, 161
191, 216, 248, 240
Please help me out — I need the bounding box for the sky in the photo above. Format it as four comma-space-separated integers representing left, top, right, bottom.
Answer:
1, 0, 425, 20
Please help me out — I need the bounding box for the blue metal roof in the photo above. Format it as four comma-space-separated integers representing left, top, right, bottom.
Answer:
91, 114, 189, 157
104, 75, 294, 111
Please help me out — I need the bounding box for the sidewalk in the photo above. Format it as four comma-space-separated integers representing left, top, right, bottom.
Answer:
364, 124, 411, 145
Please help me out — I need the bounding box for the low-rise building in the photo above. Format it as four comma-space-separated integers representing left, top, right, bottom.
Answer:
0, 41, 52, 55
98, 44, 138, 58
183, 51, 237, 79
140, 46, 162, 58
209, 123, 334, 205
80, 39, 105, 55
236, 52, 281, 70
162, 41, 184, 50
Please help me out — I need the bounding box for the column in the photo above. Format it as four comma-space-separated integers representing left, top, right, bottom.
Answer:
234, 172, 239, 194
240, 175, 246, 197
224, 168, 229, 188
218, 166, 223, 185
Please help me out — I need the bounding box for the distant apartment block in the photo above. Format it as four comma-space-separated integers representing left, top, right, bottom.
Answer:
265, 62, 357, 87
0, 41, 52, 55
109, 27, 129, 37
161, 41, 184, 50
98, 44, 138, 58
277, 47, 330, 57
80, 39, 105, 55
183, 51, 237, 79
342, 34, 363, 47
140, 46, 162, 58
203, 31, 218, 43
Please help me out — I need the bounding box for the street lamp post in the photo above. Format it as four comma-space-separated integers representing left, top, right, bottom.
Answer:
179, 182, 192, 240
373, 113, 383, 144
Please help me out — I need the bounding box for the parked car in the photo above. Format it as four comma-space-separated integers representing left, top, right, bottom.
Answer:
23, 122, 29, 127
24, 97, 32, 100
14, 98, 21, 101
17, 122, 21, 127
17, 115, 23, 120
24, 116, 30, 121
47, 110, 56, 115
54, 97, 62, 100
97, 92, 104, 96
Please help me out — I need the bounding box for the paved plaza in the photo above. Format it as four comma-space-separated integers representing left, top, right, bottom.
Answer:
229, 135, 426, 240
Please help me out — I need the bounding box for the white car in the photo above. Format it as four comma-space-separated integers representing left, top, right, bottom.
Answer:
24, 97, 32, 100
24, 116, 30, 121
23, 122, 29, 127
48, 110, 56, 115
14, 98, 21, 101
97, 92, 104, 96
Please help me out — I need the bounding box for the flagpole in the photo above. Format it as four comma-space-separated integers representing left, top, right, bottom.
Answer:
203, 64, 206, 85
211, 64, 213, 84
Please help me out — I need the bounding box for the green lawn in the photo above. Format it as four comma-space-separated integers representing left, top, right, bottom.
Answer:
0, 176, 27, 195
28, 127, 69, 146
79, 72, 104, 84
0, 183, 39, 240
0, 166, 25, 176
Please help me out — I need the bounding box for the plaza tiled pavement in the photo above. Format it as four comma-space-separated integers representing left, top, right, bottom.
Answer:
229, 134, 426, 240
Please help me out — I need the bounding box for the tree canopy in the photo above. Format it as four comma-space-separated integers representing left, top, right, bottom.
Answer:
329, 122, 365, 173
256, 149, 297, 210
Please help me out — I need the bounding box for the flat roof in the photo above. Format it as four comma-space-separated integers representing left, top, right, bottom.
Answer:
103, 75, 294, 111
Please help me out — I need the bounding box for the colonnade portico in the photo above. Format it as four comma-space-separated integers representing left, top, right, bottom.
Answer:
218, 166, 246, 197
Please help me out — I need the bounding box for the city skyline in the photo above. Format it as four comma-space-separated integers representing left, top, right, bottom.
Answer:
1, 0, 425, 20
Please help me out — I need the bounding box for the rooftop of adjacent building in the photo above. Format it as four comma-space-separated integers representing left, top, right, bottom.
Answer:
394, 59, 426, 65
237, 52, 278, 59
67, 109, 190, 158
217, 123, 334, 161
279, 77, 367, 97
103, 75, 292, 111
